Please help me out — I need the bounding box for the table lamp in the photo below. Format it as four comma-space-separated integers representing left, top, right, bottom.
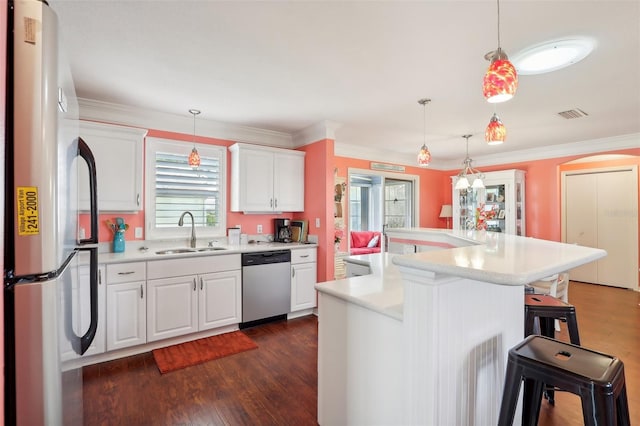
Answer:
439, 204, 453, 229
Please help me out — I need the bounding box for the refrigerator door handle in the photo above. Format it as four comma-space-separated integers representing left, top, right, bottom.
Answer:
77, 137, 98, 245
70, 246, 98, 355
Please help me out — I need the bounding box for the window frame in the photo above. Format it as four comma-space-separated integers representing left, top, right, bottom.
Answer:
145, 136, 227, 241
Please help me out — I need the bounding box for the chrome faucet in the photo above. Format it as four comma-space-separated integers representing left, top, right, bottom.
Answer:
178, 211, 196, 248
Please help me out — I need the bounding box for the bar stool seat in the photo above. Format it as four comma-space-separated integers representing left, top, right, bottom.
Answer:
524, 293, 581, 345
498, 335, 630, 426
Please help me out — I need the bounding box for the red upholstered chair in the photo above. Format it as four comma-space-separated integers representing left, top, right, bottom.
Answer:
349, 231, 381, 255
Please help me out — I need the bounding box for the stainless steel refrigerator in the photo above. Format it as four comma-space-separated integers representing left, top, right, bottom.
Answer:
4, 1, 99, 424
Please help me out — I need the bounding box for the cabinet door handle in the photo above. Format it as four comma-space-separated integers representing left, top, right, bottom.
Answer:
270, 198, 273, 208
137, 193, 140, 206
275, 198, 278, 209
98, 269, 102, 285
193, 278, 197, 291
300, 254, 309, 258
140, 284, 144, 299
118, 271, 135, 275
200, 277, 203, 290
292, 267, 295, 278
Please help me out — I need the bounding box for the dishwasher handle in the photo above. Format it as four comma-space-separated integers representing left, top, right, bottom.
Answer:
242, 250, 291, 266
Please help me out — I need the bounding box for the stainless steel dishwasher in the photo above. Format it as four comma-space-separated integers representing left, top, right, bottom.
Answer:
241, 250, 291, 326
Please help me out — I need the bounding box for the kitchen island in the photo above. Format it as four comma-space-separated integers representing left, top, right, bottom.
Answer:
315, 228, 606, 426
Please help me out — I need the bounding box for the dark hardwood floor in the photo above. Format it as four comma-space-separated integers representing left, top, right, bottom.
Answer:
80, 281, 639, 425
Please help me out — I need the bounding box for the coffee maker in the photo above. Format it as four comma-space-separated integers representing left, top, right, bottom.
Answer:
274, 218, 292, 243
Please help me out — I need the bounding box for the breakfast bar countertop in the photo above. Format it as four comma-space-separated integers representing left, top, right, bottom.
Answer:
315, 228, 606, 319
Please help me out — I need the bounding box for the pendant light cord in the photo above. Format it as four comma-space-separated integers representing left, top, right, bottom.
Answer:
418, 98, 431, 147
496, 0, 501, 49
189, 109, 201, 147
423, 102, 426, 146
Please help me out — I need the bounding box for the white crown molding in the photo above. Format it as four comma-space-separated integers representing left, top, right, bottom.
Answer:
78, 98, 293, 148
336, 132, 640, 171
292, 120, 342, 147
468, 133, 640, 169
335, 143, 419, 168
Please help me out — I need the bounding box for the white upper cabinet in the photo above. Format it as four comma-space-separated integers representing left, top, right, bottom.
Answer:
229, 143, 305, 213
79, 121, 147, 212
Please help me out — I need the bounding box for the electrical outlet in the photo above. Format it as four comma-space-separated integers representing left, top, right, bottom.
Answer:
315, 218, 320, 228
135, 227, 143, 239
78, 228, 86, 240
257, 224, 263, 234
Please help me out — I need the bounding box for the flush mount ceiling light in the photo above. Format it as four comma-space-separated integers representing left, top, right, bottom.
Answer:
188, 109, 201, 168
455, 135, 485, 190
417, 98, 432, 168
485, 112, 506, 145
482, 0, 518, 103
510, 38, 596, 75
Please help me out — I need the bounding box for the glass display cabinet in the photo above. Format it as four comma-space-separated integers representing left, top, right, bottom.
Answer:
451, 169, 525, 235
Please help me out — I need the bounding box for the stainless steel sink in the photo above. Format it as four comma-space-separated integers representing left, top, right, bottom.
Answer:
155, 248, 197, 255
195, 247, 226, 252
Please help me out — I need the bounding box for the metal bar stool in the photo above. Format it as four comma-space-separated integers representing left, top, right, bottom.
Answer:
525, 293, 580, 344
498, 335, 630, 426
524, 293, 581, 404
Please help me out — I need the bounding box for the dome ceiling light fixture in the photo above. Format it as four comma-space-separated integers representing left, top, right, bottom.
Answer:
485, 112, 506, 145
510, 37, 596, 75
188, 109, 201, 168
417, 98, 432, 168
454, 134, 485, 191
482, 0, 518, 104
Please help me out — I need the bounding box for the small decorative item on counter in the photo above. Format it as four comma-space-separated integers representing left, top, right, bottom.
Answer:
106, 217, 129, 253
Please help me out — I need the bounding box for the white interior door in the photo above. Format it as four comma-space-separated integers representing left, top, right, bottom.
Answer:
563, 166, 639, 290
564, 173, 598, 282
596, 170, 638, 288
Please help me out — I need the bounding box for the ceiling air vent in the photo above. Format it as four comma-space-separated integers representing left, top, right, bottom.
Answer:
558, 109, 589, 119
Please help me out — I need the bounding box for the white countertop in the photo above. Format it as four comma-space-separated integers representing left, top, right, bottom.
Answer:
96, 240, 317, 264
388, 228, 606, 285
317, 252, 404, 320
315, 228, 606, 319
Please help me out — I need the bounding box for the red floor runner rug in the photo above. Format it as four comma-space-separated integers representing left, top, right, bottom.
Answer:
153, 331, 258, 374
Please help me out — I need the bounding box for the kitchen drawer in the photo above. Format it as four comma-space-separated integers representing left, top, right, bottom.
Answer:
291, 247, 317, 264
147, 253, 241, 280
106, 262, 146, 284
345, 262, 371, 278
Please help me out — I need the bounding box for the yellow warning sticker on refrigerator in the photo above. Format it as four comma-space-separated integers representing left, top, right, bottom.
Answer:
17, 186, 39, 235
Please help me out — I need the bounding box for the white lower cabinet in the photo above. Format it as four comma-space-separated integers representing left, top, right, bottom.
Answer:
291, 248, 317, 312
147, 276, 198, 342
106, 262, 147, 351
146, 254, 242, 341
199, 271, 242, 330
60, 263, 106, 362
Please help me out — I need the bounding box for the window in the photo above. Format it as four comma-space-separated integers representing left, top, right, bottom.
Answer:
384, 179, 413, 228
145, 137, 226, 240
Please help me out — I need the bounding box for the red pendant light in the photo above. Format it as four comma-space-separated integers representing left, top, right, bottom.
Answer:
417, 144, 431, 167
188, 109, 201, 167
188, 147, 201, 167
482, 0, 518, 103
485, 113, 506, 145
417, 98, 432, 167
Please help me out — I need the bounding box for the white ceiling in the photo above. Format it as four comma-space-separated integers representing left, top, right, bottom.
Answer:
50, 1, 640, 168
